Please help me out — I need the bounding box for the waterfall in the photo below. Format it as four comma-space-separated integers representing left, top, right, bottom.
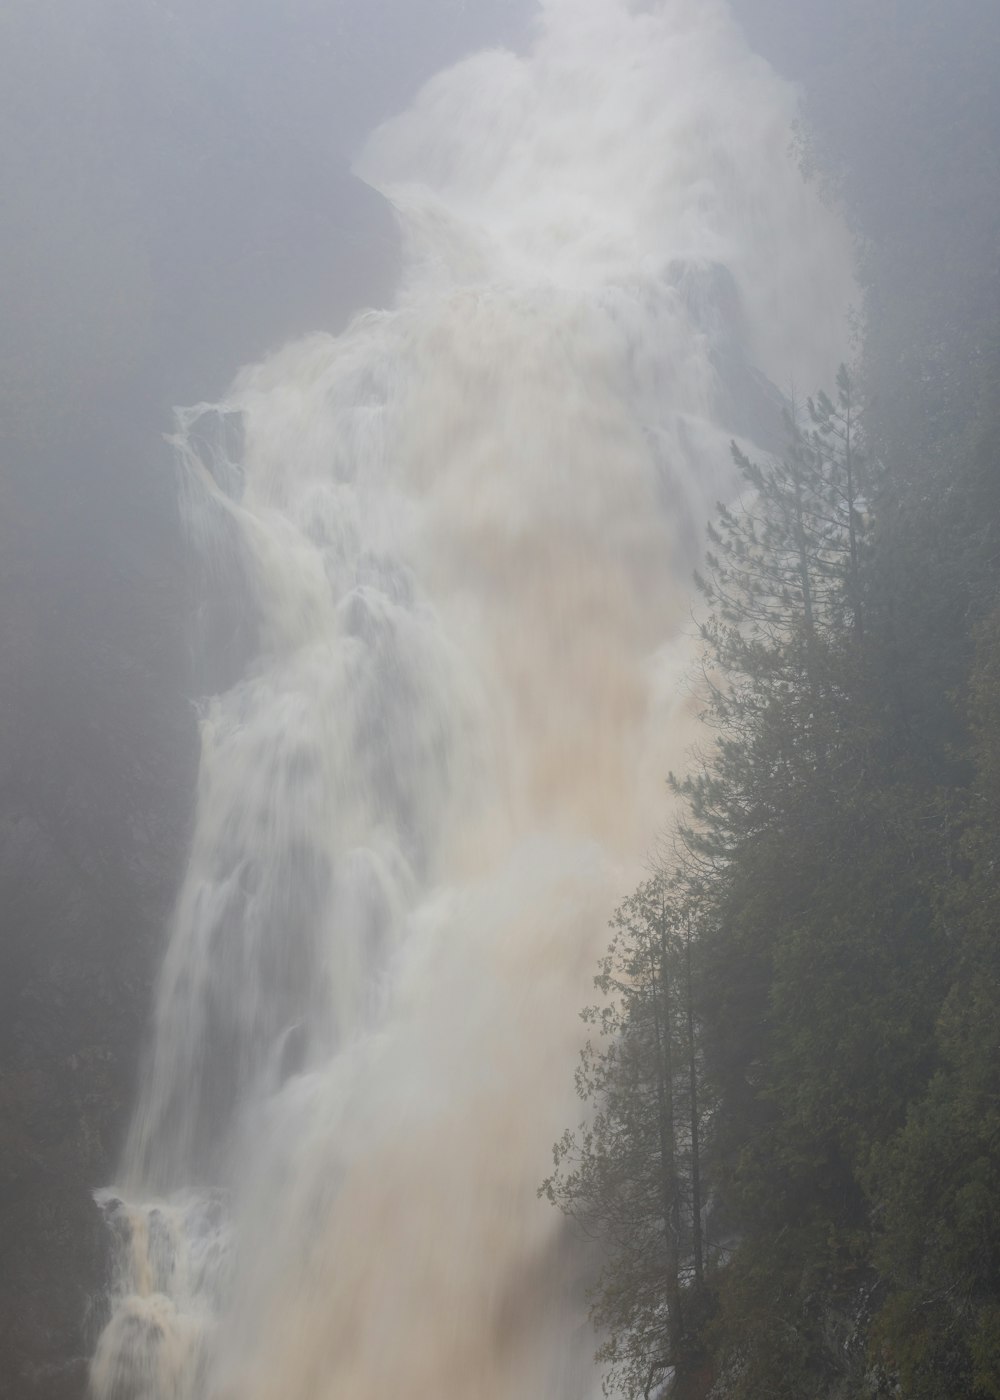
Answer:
90, 2, 852, 1396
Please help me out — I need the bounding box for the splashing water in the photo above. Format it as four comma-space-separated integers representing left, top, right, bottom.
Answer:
91, 2, 853, 1396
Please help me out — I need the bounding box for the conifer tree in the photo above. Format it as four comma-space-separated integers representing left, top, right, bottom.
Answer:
541, 880, 710, 1400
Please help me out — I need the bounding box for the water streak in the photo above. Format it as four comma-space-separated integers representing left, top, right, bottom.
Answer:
91, 2, 852, 1396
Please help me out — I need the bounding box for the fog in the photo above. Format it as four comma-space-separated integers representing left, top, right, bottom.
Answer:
1, 2, 998, 1398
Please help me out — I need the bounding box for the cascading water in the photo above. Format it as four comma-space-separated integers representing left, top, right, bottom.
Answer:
91, 2, 853, 1396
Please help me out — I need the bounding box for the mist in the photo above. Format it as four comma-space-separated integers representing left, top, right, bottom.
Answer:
1, 3, 998, 1399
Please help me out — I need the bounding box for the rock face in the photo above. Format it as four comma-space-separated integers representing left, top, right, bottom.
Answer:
0, 7, 403, 1397
0, 435, 199, 1400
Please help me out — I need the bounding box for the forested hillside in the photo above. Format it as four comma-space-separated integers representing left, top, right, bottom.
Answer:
544, 3, 1000, 1396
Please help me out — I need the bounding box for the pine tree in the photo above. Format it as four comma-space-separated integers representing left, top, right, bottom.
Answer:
867, 606, 1000, 1399
540, 880, 710, 1400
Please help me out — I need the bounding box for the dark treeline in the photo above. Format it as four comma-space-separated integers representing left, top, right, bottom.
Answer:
544, 3, 1000, 1397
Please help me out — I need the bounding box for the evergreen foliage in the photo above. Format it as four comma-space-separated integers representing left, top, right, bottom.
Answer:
545, 358, 1000, 1397
541, 882, 710, 1398
543, 6, 1000, 1395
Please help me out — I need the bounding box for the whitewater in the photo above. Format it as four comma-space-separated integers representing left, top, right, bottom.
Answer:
90, 1, 853, 1396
